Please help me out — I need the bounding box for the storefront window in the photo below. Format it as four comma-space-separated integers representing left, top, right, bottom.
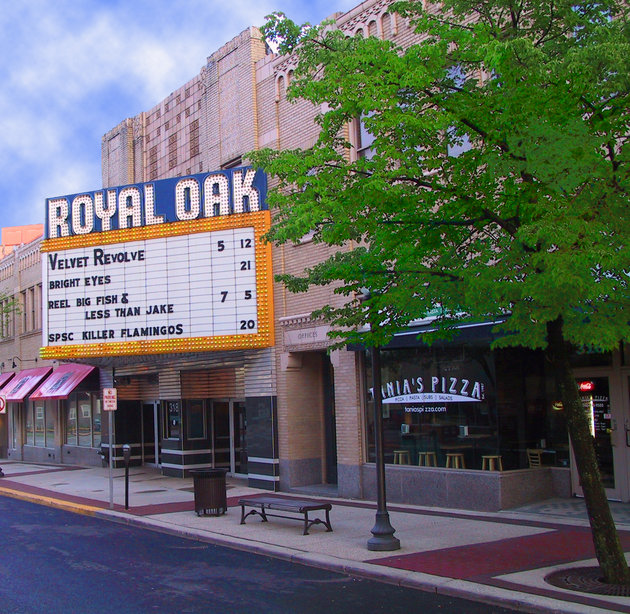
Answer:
25, 405, 34, 445
65, 393, 101, 448
364, 344, 569, 470
92, 397, 102, 447
45, 404, 55, 447
34, 402, 45, 447
186, 400, 206, 439
10, 408, 17, 449
78, 393, 92, 447
66, 398, 77, 445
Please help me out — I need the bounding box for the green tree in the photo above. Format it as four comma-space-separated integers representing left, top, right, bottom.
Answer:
252, 0, 630, 583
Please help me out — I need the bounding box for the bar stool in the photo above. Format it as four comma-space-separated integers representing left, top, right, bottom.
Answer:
393, 450, 411, 464
418, 451, 437, 467
481, 455, 503, 471
526, 449, 543, 468
445, 453, 465, 468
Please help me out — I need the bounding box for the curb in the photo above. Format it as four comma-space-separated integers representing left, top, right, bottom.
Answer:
0, 485, 619, 614
94, 508, 606, 614
0, 485, 101, 516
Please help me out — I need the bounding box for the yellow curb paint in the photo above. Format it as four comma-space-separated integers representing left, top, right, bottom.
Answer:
0, 486, 101, 516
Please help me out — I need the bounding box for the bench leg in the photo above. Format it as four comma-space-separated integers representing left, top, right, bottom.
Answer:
240, 505, 269, 525
302, 510, 333, 535
324, 508, 333, 532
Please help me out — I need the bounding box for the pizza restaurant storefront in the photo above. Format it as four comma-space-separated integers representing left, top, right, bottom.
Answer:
359, 323, 630, 511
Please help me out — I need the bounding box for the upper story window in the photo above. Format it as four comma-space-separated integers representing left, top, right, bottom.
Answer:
356, 115, 376, 160
20, 290, 27, 332
0, 295, 15, 338
221, 157, 242, 169
445, 64, 472, 158
18, 284, 41, 334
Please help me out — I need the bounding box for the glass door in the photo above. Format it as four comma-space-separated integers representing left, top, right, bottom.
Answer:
232, 401, 247, 476
211, 401, 230, 471
571, 372, 624, 500
210, 399, 247, 475
141, 401, 160, 467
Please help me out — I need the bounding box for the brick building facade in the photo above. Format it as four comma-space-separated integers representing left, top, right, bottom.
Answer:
94, 0, 629, 509
2, 0, 628, 511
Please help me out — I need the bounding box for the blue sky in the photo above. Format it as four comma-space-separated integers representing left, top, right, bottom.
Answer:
0, 0, 358, 230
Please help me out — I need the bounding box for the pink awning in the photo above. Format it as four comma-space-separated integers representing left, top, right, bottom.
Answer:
0, 372, 16, 390
4, 367, 53, 402
29, 364, 95, 400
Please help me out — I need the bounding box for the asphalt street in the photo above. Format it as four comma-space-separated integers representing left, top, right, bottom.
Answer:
0, 495, 520, 614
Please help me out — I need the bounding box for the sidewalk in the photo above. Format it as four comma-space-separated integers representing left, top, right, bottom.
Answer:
1, 460, 629, 614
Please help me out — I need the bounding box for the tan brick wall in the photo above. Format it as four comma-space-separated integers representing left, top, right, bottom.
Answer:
258, 0, 424, 476
101, 28, 267, 184
97, 0, 433, 487
280, 352, 324, 459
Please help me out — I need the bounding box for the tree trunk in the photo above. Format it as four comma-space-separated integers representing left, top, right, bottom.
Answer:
546, 317, 630, 584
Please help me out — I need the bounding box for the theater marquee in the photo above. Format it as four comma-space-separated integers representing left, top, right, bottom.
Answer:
41, 167, 274, 359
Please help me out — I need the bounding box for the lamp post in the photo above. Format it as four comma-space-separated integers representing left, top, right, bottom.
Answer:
359, 288, 400, 550
358, 284, 400, 551
367, 343, 400, 551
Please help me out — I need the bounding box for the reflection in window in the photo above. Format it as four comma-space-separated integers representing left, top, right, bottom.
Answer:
34, 402, 45, 447
445, 65, 472, 158
364, 344, 569, 470
78, 393, 92, 447
93, 397, 102, 448
65, 393, 101, 448
10, 408, 17, 449
66, 398, 78, 445
25, 405, 34, 445
45, 404, 55, 447
356, 114, 376, 160
187, 400, 206, 439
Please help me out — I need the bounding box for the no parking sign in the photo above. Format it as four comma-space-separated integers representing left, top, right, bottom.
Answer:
0, 395, 6, 414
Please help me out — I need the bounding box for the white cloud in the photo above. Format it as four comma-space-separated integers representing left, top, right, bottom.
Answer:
0, 0, 360, 228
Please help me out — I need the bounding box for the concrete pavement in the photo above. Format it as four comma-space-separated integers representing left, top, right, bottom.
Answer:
0, 460, 629, 614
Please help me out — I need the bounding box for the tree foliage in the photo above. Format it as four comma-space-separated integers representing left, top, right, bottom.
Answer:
253, 0, 630, 351
253, 0, 630, 584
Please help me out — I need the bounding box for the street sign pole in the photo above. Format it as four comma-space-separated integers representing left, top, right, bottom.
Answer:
102, 388, 118, 510
108, 413, 113, 509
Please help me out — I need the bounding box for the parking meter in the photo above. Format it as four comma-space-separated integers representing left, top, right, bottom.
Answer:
122, 444, 131, 466
122, 444, 131, 509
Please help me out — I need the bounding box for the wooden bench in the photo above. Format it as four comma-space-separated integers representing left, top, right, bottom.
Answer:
238, 496, 333, 535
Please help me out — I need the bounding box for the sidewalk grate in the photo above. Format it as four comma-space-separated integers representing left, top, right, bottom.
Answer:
546, 566, 630, 596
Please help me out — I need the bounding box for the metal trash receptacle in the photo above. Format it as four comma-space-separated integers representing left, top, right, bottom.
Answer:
190, 468, 228, 516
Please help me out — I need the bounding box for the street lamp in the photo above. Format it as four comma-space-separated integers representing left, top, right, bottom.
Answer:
360, 289, 400, 551
10, 356, 38, 369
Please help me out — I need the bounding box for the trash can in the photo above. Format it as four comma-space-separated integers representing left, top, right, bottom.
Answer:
190, 468, 228, 516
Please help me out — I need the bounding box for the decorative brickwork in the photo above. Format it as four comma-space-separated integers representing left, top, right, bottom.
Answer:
97, 0, 435, 495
